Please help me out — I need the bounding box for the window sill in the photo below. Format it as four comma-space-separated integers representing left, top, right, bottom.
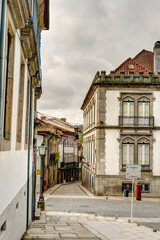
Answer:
1, 139, 11, 151
121, 168, 152, 172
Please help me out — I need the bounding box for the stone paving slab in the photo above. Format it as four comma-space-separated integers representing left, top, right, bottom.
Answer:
23, 182, 160, 240
81, 219, 160, 240
22, 211, 160, 240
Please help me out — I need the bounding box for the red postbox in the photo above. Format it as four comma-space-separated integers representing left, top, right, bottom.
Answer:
136, 184, 142, 200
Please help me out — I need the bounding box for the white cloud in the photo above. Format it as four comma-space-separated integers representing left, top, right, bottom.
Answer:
38, 0, 160, 124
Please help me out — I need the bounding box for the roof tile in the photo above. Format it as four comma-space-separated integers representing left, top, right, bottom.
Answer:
114, 49, 154, 76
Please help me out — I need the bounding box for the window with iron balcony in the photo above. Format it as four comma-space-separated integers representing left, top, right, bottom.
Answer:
119, 96, 154, 127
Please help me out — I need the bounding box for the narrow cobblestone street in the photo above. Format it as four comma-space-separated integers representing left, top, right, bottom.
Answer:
22, 182, 160, 239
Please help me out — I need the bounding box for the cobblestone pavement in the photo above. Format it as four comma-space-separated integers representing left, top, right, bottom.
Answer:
45, 182, 160, 232
52, 182, 87, 197
46, 182, 160, 219
23, 182, 160, 239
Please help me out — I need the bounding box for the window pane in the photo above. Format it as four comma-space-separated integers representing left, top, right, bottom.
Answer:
129, 144, 134, 164
138, 103, 143, 117
145, 103, 149, 117
123, 144, 127, 164
138, 144, 149, 166
123, 144, 134, 165
130, 102, 134, 117
123, 102, 127, 116
145, 184, 149, 191
138, 145, 142, 165
145, 145, 149, 165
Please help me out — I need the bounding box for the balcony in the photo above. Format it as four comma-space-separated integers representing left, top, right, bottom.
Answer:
60, 162, 77, 169
119, 116, 154, 127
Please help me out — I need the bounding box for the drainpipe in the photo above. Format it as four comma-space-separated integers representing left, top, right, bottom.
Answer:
26, 70, 39, 229
26, 75, 33, 230
0, 0, 7, 140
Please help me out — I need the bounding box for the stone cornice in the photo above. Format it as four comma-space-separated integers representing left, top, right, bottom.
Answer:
37, 0, 50, 31
8, 0, 31, 29
21, 26, 35, 59
81, 70, 160, 110
83, 125, 160, 136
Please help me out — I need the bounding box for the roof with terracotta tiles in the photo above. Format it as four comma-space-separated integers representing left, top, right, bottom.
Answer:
37, 120, 76, 136
114, 49, 154, 76
37, 123, 57, 135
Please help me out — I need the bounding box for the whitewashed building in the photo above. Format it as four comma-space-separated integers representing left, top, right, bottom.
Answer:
81, 42, 160, 197
0, 0, 49, 239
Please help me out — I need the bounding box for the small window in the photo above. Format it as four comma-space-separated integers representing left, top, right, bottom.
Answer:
122, 183, 134, 193
16, 202, 19, 210
139, 183, 150, 193
129, 64, 134, 69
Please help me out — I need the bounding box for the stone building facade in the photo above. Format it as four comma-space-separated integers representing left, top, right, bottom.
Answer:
36, 119, 59, 192
0, 1, 49, 239
81, 42, 160, 197
38, 116, 82, 184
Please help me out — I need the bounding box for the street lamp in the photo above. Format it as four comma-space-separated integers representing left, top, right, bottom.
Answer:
37, 142, 47, 211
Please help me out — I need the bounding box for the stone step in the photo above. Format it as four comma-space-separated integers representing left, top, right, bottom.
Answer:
35, 208, 41, 220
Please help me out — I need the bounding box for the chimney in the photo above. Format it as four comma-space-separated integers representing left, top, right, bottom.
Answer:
41, 116, 46, 120
154, 41, 160, 74
61, 118, 66, 122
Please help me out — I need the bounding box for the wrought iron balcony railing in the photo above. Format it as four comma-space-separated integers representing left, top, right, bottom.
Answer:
119, 116, 154, 127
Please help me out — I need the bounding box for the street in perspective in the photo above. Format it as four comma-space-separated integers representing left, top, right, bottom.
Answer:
22, 182, 160, 239
1, 0, 160, 240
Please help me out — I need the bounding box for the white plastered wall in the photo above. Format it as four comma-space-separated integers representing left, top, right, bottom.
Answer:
153, 131, 160, 176
106, 91, 119, 126
152, 92, 160, 176
153, 92, 160, 127
0, 28, 33, 220
105, 129, 119, 175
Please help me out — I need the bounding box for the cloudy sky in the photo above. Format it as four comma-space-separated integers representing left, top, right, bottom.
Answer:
38, 0, 160, 124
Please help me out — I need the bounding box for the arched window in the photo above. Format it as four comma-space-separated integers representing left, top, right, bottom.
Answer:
138, 138, 150, 168
122, 97, 134, 125
123, 97, 134, 117
122, 138, 134, 167
138, 97, 150, 117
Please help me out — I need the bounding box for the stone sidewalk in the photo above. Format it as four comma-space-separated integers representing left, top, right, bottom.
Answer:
22, 211, 160, 240
23, 182, 160, 239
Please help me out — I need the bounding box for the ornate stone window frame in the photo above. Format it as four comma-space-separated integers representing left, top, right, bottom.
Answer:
122, 137, 134, 169
119, 134, 153, 172
120, 93, 153, 117
137, 137, 150, 169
